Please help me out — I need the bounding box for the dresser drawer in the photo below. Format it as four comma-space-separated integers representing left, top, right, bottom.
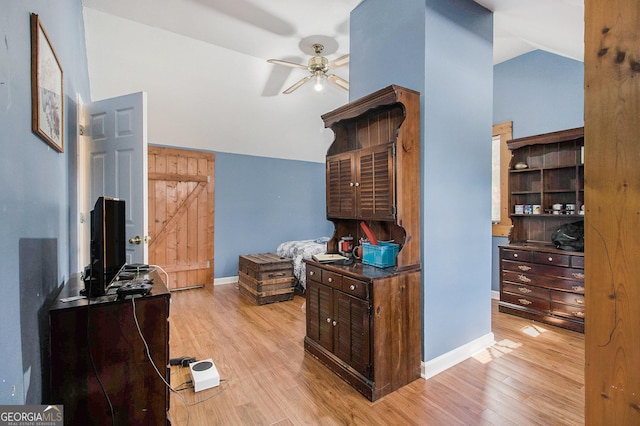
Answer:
342, 276, 368, 300
501, 248, 532, 262
502, 260, 584, 282
571, 256, 584, 269
322, 270, 343, 289
502, 270, 584, 293
306, 264, 322, 282
550, 289, 585, 307
551, 301, 585, 320
532, 251, 571, 267
503, 282, 549, 300
502, 292, 549, 311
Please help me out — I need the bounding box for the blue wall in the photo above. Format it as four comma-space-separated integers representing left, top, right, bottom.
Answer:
0, 0, 90, 404
214, 152, 333, 278
491, 50, 584, 292
351, 0, 493, 362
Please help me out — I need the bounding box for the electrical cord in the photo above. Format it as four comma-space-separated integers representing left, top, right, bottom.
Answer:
85, 269, 116, 426
131, 296, 191, 426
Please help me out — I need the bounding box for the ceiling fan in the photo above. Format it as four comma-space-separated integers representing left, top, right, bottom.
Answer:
267, 43, 349, 94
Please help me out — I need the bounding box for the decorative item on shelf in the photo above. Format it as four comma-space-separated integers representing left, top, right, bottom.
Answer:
565, 204, 576, 214
338, 236, 354, 257
524, 204, 533, 214
514, 162, 528, 170
552, 203, 563, 215
533, 205, 542, 214
514, 204, 524, 214
362, 241, 399, 268
579, 205, 585, 215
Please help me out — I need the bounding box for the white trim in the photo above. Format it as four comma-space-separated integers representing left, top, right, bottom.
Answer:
491, 289, 499, 300
421, 332, 495, 380
214, 276, 238, 286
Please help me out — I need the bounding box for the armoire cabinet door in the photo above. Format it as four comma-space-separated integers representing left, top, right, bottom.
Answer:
306, 280, 335, 351
327, 152, 356, 218
333, 291, 371, 378
356, 143, 395, 220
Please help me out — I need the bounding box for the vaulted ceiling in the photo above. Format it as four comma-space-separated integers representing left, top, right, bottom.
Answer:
82, 0, 584, 68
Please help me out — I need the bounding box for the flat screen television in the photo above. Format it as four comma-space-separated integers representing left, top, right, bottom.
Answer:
84, 196, 126, 297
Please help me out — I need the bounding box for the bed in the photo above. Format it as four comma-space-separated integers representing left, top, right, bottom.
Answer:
276, 237, 329, 291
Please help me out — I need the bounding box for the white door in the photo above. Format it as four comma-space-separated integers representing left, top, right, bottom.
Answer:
85, 92, 148, 265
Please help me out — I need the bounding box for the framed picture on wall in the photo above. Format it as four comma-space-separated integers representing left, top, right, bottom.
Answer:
30, 13, 64, 152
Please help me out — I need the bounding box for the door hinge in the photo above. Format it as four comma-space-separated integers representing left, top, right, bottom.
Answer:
79, 124, 86, 136
391, 205, 397, 217
391, 144, 397, 157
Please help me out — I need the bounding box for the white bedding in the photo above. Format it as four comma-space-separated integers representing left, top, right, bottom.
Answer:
276, 237, 329, 291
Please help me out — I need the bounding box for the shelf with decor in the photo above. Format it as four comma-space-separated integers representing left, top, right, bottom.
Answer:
500, 127, 585, 332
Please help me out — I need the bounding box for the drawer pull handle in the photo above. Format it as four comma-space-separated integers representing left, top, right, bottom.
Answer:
350, 284, 356, 291
517, 265, 532, 271
328, 277, 333, 283
268, 272, 286, 278
572, 272, 585, 279
518, 287, 532, 294
326, 317, 332, 323
518, 274, 532, 283
548, 257, 553, 262
572, 285, 585, 293
575, 298, 584, 305
310, 271, 315, 276
513, 253, 518, 258
519, 298, 533, 306
573, 311, 585, 318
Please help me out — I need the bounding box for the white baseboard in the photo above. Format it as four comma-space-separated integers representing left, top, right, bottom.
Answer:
214, 276, 238, 286
491, 289, 499, 300
421, 332, 495, 380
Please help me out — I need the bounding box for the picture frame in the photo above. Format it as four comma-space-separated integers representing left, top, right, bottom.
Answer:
30, 13, 64, 152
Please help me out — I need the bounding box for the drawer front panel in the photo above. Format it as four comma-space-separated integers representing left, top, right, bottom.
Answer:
322, 270, 343, 289
306, 264, 322, 282
502, 270, 584, 293
571, 256, 584, 269
502, 260, 584, 282
501, 248, 532, 262
532, 251, 571, 267
502, 282, 549, 300
550, 289, 585, 307
551, 301, 585, 320
502, 292, 549, 311
342, 276, 368, 300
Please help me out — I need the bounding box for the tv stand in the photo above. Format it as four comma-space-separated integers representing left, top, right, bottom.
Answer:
48, 271, 170, 425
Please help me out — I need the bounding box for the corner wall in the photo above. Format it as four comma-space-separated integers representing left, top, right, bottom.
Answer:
350, 0, 494, 368
0, 0, 91, 404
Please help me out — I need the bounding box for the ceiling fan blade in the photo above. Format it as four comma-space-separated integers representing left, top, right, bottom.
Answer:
283, 75, 313, 94
328, 54, 350, 69
327, 74, 349, 91
267, 59, 308, 70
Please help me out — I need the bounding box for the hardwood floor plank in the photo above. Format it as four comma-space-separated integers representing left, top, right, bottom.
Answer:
166, 284, 584, 425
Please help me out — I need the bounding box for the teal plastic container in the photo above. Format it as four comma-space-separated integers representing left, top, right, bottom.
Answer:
362, 241, 399, 268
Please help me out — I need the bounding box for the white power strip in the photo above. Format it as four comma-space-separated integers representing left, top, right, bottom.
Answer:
189, 358, 220, 392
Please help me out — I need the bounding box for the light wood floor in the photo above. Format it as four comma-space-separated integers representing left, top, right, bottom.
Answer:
167, 284, 584, 425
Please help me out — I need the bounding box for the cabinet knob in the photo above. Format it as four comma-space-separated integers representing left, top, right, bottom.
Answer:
328, 277, 333, 283
332, 320, 337, 326
350, 182, 354, 187
354, 182, 360, 187
350, 284, 356, 291
513, 253, 518, 258
310, 271, 315, 276
326, 317, 331, 323
548, 257, 553, 262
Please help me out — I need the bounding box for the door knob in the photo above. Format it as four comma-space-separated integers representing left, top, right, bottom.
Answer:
129, 236, 142, 245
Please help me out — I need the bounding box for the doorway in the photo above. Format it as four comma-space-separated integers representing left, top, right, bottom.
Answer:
148, 146, 215, 290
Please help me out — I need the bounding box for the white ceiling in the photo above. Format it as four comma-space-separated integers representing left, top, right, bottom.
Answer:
82, 0, 584, 67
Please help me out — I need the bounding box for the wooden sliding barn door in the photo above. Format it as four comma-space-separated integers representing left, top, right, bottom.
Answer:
148, 146, 214, 290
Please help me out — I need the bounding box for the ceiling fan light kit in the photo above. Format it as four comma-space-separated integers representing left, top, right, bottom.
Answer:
267, 43, 349, 94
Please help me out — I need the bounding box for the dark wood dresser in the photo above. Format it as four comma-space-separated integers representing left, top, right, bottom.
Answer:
499, 244, 584, 332
304, 260, 421, 401
500, 127, 585, 332
48, 271, 170, 425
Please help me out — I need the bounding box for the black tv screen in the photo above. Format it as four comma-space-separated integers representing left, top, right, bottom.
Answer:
86, 196, 126, 296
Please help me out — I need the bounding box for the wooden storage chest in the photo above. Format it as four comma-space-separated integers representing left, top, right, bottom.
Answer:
238, 253, 294, 305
